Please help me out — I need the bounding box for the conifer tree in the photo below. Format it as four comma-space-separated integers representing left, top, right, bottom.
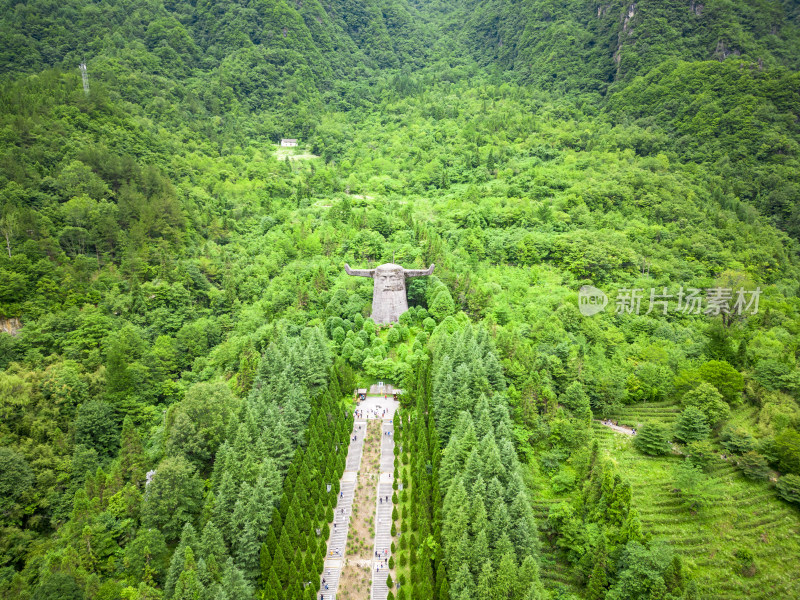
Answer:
272, 541, 290, 587
234, 520, 260, 582
633, 424, 672, 456
491, 552, 516, 600
212, 472, 238, 544
120, 416, 147, 486
674, 406, 711, 444
199, 520, 228, 584
172, 547, 204, 600
219, 557, 253, 600
585, 536, 609, 600
259, 544, 272, 586
165, 523, 197, 599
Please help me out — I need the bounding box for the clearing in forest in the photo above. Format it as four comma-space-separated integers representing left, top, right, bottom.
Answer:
274, 145, 319, 160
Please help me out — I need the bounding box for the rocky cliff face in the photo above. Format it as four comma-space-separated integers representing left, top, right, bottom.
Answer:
0, 317, 21, 335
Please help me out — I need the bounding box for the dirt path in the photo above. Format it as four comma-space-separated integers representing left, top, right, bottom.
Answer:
596, 419, 635, 436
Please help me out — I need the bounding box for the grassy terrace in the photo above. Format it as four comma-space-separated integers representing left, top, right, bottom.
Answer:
592, 417, 800, 600
604, 401, 682, 429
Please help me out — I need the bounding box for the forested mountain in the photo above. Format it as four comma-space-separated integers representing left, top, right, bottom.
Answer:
1, 1, 800, 599
453, 0, 800, 92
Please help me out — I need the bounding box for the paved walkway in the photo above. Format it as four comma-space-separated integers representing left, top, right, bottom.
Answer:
320, 419, 366, 600
371, 420, 395, 600
354, 396, 399, 421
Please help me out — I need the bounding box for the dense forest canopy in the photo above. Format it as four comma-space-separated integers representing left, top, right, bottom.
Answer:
1, 1, 800, 599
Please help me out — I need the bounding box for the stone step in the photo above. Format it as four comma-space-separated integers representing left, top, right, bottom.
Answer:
380, 422, 395, 473
345, 422, 367, 472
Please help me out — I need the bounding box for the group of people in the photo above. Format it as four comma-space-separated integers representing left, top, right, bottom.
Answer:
374, 547, 389, 571
354, 408, 388, 419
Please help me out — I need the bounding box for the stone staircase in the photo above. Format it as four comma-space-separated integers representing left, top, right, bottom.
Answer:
380, 421, 395, 472
371, 420, 395, 600
319, 419, 366, 599
345, 422, 366, 471
327, 479, 355, 558
319, 564, 340, 600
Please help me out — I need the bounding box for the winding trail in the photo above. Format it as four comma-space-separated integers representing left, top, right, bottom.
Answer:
596, 419, 635, 436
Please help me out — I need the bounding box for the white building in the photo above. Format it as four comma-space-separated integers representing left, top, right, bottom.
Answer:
280, 138, 298, 147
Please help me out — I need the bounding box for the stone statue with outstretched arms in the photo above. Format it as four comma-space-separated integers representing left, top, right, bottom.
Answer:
344, 262, 435, 324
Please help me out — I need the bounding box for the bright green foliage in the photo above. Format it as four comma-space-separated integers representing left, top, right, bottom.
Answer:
172, 547, 203, 600
0, 447, 33, 526
120, 416, 148, 487
165, 524, 198, 599
560, 381, 592, 424
74, 400, 118, 458
774, 428, 800, 475
720, 426, 757, 455
673, 462, 713, 513
124, 528, 169, 585
695, 361, 744, 404
681, 383, 730, 428
685, 440, 716, 472
606, 541, 688, 600
31, 573, 85, 600
165, 382, 238, 470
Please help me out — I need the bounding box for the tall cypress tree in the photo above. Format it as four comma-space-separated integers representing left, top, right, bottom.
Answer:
172, 547, 204, 600
199, 520, 228, 584
213, 471, 238, 545
120, 416, 147, 486
165, 523, 197, 599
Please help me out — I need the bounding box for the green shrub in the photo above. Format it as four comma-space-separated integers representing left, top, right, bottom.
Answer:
633, 424, 672, 456
734, 548, 756, 577
774, 427, 800, 475
685, 440, 716, 472
775, 474, 800, 506
720, 425, 756, 455
736, 451, 770, 480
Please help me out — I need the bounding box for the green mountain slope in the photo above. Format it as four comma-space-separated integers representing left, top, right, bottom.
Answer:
450, 0, 800, 93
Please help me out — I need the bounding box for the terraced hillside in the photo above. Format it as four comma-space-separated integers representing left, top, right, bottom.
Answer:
593, 421, 800, 599
604, 401, 682, 429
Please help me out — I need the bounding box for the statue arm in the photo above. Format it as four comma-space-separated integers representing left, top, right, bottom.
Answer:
404, 264, 435, 277
344, 264, 375, 278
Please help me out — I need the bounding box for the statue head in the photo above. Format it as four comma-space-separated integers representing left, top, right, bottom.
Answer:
374, 264, 405, 292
